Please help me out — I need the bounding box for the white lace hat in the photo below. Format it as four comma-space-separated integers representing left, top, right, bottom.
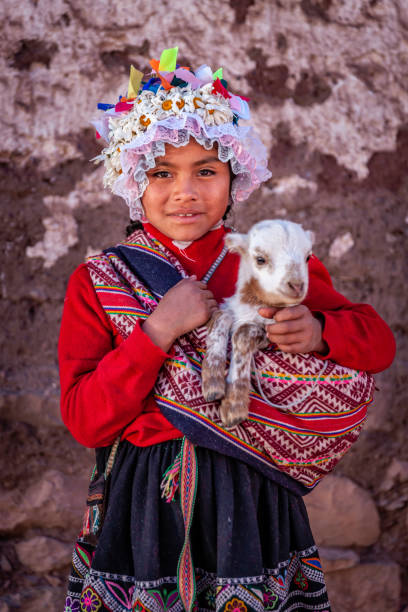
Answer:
92, 47, 272, 220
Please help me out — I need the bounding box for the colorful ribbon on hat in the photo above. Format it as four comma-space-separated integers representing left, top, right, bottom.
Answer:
97, 46, 251, 121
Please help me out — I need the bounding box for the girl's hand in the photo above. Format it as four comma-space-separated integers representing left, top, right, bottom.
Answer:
143, 276, 218, 352
258, 305, 328, 355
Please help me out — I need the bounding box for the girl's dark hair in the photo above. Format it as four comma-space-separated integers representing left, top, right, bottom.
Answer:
126, 220, 144, 236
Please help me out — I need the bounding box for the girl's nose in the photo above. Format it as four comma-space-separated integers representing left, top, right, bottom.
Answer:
173, 174, 198, 201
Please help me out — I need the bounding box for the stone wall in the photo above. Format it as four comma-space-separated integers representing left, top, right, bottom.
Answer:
0, 1, 407, 610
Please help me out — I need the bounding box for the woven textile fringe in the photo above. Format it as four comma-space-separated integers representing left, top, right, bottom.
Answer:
160, 449, 182, 502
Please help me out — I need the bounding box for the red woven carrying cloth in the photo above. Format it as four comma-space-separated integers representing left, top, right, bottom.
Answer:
86, 229, 375, 492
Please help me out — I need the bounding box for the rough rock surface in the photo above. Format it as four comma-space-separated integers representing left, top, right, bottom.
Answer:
15, 536, 72, 573
325, 562, 401, 612
0, 0, 407, 609
0, 469, 90, 535
318, 547, 360, 574
305, 475, 380, 547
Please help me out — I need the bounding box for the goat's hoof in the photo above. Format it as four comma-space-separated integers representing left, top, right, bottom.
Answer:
219, 397, 249, 429
201, 359, 226, 401
207, 390, 225, 402
202, 375, 226, 402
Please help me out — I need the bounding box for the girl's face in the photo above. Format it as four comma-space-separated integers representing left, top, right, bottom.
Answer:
142, 139, 230, 242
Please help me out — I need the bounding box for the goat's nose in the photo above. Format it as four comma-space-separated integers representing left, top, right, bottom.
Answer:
287, 281, 305, 296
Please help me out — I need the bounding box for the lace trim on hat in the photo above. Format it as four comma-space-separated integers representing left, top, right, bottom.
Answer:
93, 116, 270, 220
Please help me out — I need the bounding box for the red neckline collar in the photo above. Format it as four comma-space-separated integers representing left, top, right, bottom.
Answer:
142, 222, 227, 279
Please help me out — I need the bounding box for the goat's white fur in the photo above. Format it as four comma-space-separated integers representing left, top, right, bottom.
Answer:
201, 219, 315, 428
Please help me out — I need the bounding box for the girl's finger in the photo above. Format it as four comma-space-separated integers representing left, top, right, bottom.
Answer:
195, 281, 208, 290
258, 306, 280, 319
267, 321, 305, 336
274, 306, 308, 322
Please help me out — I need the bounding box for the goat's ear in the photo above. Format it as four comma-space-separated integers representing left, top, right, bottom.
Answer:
306, 230, 315, 246
224, 233, 248, 255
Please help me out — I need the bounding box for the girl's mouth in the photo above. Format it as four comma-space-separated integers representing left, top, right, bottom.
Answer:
168, 211, 202, 215
168, 211, 204, 222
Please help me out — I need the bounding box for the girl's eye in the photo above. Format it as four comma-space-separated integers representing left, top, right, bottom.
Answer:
198, 168, 215, 176
256, 256, 266, 266
152, 170, 171, 178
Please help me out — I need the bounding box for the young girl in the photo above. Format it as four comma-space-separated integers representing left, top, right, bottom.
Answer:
59, 48, 395, 612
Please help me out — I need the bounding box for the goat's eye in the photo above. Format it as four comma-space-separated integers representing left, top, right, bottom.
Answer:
256, 256, 266, 266
306, 253, 312, 263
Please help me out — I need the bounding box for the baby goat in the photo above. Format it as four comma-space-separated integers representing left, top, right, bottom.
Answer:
201, 219, 314, 428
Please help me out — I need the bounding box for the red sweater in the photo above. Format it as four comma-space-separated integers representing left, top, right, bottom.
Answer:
59, 224, 396, 449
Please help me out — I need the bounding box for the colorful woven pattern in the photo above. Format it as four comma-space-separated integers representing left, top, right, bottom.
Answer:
86, 228, 374, 492
66, 539, 330, 611
176, 438, 198, 612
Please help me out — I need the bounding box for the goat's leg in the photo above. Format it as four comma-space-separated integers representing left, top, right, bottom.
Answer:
220, 324, 267, 428
201, 309, 233, 402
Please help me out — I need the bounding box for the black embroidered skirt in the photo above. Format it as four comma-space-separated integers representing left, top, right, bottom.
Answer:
65, 440, 331, 611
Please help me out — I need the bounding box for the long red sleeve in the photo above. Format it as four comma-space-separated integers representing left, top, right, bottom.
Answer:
304, 255, 396, 373
59, 264, 181, 447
